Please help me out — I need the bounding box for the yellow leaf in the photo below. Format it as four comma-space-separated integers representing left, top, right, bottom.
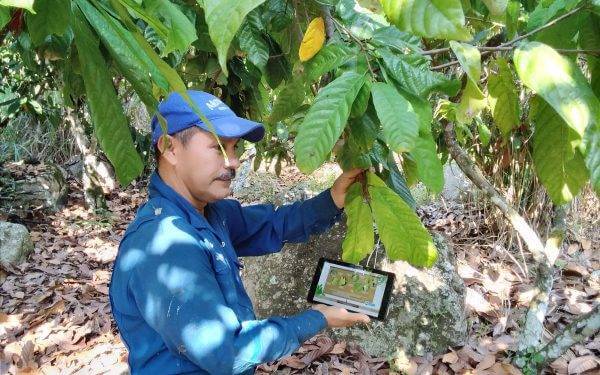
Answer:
299, 17, 325, 62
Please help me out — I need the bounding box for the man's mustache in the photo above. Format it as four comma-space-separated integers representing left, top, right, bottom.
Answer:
216, 169, 236, 181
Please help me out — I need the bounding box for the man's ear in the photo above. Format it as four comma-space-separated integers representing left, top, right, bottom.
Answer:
157, 135, 178, 165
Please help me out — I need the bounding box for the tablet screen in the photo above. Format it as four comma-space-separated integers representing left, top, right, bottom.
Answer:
307, 258, 394, 320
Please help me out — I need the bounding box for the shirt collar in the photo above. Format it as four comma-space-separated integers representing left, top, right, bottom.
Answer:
148, 171, 213, 230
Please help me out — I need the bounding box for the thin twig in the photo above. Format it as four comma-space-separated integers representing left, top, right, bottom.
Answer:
503, 3, 587, 46
428, 3, 589, 69
331, 18, 376, 79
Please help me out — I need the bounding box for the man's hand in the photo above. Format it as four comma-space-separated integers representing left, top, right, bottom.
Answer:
330, 168, 365, 209
312, 304, 371, 328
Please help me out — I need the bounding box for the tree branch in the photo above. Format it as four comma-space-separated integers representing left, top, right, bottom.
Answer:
321, 6, 335, 40
517, 304, 600, 370
443, 121, 547, 263
517, 204, 568, 351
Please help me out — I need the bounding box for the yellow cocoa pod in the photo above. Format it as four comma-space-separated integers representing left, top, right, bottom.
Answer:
299, 17, 326, 62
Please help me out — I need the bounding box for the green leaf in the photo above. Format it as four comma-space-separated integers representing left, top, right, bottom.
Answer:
371, 25, 422, 53
482, 0, 507, 18
367, 172, 437, 267
342, 183, 374, 264
269, 79, 307, 124
264, 38, 290, 89
295, 71, 366, 173
0, 0, 34, 12
505, 0, 519, 39
304, 43, 356, 82
514, 42, 600, 140
487, 58, 520, 138
449, 41, 482, 88
371, 82, 419, 153
25, 0, 70, 45
380, 0, 471, 41
348, 108, 379, 151
337, 141, 372, 171
398, 87, 433, 134
335, 0, 388, 39
456, 79, 487, 124
402, 153, 419, 186
75, 0, 160, 109
412, 133, 444, 193
153, 0, 197, 56
526, 0, 580, 31
379, 49, 460, 97
238, 19, 269, 72
477, 119, 492, 146
72, 8, 143, 185
203, 0, 266, 76
350, 79, 371, 119
532, 98, 589, 204
0, 7, 10, 30
384, 158, 416, 209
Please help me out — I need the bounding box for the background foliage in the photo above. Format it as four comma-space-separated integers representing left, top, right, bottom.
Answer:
0, 0, 599, 269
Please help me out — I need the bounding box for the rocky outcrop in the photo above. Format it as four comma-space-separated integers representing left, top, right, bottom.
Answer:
0, 162, 68, 215
240, 223, 467, 359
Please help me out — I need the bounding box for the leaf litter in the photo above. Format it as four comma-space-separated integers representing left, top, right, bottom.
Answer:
1, 163, 598, 374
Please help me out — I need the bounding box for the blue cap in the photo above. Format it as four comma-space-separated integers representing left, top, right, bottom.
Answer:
151, 90, 265, 145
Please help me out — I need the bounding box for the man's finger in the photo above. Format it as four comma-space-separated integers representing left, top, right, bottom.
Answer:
342, 168, 365, 178
347, 312, 370, 324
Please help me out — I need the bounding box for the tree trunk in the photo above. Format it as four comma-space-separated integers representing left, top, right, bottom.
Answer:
65, 108, 115, 210
441, 122, 574, 358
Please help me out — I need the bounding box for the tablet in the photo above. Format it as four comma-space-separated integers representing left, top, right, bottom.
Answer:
307, 258, 395, 320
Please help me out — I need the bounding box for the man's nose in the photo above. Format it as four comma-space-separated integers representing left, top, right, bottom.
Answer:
225, 151, 240, 169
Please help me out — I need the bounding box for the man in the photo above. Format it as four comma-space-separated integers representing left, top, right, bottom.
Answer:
109, 90, 370, 374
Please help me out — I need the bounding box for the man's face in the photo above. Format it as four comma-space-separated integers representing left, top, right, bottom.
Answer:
168, 128, 241, 204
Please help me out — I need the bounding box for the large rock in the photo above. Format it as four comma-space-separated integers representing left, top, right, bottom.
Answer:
241, 223, 467, 359
0, 162, 68, 215
0, 221, 34, 266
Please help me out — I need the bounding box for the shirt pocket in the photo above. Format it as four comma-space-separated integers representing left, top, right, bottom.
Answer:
209, 249, 241, 310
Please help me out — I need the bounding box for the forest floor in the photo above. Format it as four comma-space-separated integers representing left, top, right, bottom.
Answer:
1, 162, 599, 374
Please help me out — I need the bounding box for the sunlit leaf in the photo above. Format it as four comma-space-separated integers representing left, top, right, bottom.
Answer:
380, 0, 471, 41
304, 43, 356, 81
72, 7, 143, 185
379, 49, 460, 97
531, 97, 589, 204
514, 42, 599, 140
0, 0, 34, 12
367, 172, 437, 267
203, 0, 266, 76
487, 58, 520, 138
342, 183, 375, 264
295, 71, 366, 173
371, 82, 419, 153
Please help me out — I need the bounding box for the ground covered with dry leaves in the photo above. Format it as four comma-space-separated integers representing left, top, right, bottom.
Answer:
1, 164, 598, 374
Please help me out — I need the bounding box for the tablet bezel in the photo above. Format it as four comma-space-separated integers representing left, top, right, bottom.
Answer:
307, 257, 395, 321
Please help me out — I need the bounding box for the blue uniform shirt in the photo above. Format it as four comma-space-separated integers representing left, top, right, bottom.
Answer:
109, 172, 344, 374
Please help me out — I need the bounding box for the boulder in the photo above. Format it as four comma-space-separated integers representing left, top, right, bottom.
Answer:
240, 223, 467, 359
0, 162, 68, 215
0, 221, 34, 266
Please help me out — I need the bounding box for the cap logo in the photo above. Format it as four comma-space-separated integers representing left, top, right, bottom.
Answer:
206, 98, 228, 111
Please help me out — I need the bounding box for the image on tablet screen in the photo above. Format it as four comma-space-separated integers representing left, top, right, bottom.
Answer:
313, 261, 388, 317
